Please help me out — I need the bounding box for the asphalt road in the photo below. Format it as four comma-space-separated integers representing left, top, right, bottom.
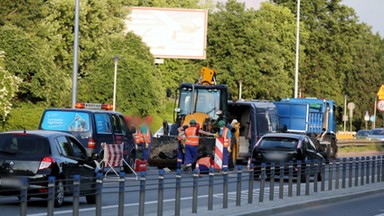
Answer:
273, 191, 384, 216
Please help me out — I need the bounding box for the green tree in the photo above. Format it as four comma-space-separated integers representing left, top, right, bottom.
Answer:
0, 50, 22, 130
206, 1, 302, 100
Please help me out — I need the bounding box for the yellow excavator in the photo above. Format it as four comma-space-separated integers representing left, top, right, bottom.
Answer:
149, 67, 233, 168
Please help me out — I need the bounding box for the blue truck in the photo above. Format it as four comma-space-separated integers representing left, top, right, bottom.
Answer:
274, 98, 338, 160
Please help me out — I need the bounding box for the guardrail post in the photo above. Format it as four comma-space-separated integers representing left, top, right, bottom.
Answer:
208, 167, 215, 210
366, 156, 370, 184
355, 157, 359, 187
47, 176, 55, 216
372, 156, 376, 184
305, 160, 310, 196
223, 167, 229, 208
361, 157, 365, 186
19, 177, 28, 216
175, 169, 181, 216
139, 172, 146, 216
118, 172, 126, 216
321, 160, 325, 192
192, 168, 199, 213
248, 164, 254, 204
296, 160, 302, 196
328, 159, 333, 191
96, 173, 103, 216
348, 157, 353, 188
381, 155, 384, 182
72, 175, 80, 216
279, 162, 284, 199
342, 158, 346, 189
236, 165, 242, 206
288, 161, 293, 197
377, 156, 381, 183
335, 159, 340, 190
259, 163, 266, 202
157, 169, 164, 216
269, 162, 275, 201
314, 160, 319, 193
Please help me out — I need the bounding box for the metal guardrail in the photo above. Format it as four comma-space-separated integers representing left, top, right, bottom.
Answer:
1, 156, 384, 216
337, 139, 384, 147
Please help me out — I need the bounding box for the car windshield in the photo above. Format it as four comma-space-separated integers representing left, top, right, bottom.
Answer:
258, 137, 298, 149
357, 130, 371, 136
178, 87, 221, 119
40, 111, 91, 132
371, 129, 384, 135
0, 134, 50, 155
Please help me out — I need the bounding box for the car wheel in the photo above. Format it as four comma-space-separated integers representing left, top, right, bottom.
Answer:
54, 180, 65, 208
124, 153, 136, 173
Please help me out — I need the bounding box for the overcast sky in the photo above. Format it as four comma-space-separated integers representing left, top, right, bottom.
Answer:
214, 0, 383, 37
342, 0, 383, 36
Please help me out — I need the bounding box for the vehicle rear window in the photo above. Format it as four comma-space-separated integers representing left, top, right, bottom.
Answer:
259, 137, 298, 149
0, 134, 50, 155
40, 111, 91, 132
95, 113, 112, 134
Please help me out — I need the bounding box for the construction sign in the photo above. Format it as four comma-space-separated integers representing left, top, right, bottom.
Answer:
377, 84, 384, 100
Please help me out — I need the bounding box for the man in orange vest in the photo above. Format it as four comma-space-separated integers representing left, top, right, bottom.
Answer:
132, 116, 143, 158
218, 120, 232, 170
182, 119, 216, 172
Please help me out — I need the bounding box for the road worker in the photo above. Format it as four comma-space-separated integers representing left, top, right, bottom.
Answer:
218, 120, 232, 170
176, 125, 188, 169
132, 116, 143, 158
140, 115, 153, 161
181, 119, 216, 172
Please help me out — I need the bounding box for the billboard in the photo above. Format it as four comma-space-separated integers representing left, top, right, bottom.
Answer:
125, 7, 208, 59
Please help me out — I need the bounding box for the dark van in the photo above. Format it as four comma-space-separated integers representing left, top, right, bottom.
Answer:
38, 103, 136, 170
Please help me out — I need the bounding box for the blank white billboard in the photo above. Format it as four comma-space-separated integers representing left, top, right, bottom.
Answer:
125, 7, 208, 59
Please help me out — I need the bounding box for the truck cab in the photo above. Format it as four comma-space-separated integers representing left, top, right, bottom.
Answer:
274, 98, 338, 159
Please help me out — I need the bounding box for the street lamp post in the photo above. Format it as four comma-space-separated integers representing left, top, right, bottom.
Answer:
113, 56, 120, 111
294, 0, 301, 98
71, 0, 80, 108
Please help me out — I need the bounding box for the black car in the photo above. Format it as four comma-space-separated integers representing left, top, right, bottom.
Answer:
251, 133, 324, 180
38, 103, 136, 172
0, 130, 100, 207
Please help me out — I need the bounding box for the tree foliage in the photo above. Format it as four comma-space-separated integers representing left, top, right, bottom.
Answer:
0, 0, 383, 131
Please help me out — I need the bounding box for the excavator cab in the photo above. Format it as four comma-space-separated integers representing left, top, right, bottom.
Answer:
174, 83, 228, 130
172, 67, 228, 130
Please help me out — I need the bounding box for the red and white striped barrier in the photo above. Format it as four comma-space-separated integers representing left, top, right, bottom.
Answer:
214, 137, 224, 170
103, 144, 124, 167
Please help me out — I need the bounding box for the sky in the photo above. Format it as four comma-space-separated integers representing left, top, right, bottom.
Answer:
214, 0, 383, 37
342, 0, 383, 36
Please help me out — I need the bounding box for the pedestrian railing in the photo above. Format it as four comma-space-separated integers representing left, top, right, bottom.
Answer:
1, 155, 384, 216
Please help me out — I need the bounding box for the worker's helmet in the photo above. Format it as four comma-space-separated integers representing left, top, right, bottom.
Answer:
218, 120, 226, 128
190, 119, 197, 125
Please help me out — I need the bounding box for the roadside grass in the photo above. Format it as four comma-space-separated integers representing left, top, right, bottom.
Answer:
339, 145, 384, 153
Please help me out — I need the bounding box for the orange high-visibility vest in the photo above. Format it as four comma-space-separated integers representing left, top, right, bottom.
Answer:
133, 128, 143, 144
197, 156, 212, 168
184, 127, 199, 146
143, 130, 151, 143
221, 127, 230, 148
